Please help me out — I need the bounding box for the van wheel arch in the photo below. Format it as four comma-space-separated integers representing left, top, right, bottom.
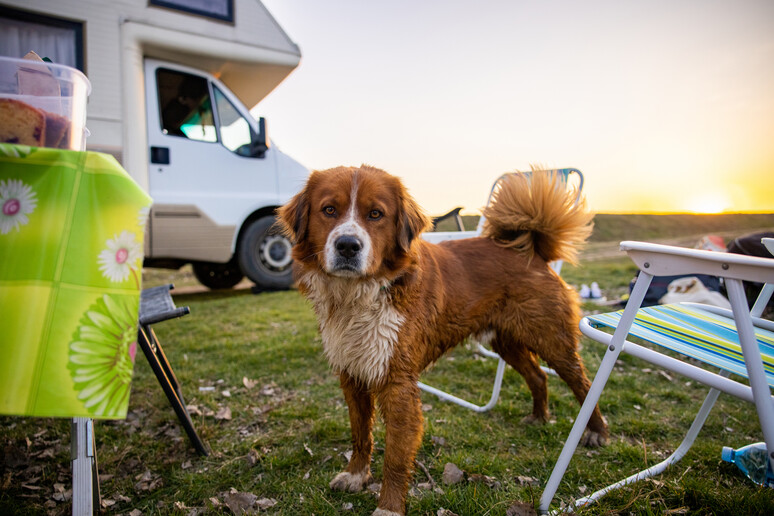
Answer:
236, 210, 294, 290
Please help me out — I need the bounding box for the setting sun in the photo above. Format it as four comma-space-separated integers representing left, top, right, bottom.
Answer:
686, 194, 731, 214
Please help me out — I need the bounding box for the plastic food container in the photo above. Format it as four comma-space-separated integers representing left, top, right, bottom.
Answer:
0, 55, 91, 151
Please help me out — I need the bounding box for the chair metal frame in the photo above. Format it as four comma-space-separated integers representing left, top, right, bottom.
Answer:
539, 240, 774, 513
137, 284, 210, 456
418, 168, 583, 411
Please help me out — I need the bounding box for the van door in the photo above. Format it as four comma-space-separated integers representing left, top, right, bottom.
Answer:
144, 60, 278, 263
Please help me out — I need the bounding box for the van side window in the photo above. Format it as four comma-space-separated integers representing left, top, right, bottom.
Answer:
157, 68, 217, 142
213, 86, 254, 156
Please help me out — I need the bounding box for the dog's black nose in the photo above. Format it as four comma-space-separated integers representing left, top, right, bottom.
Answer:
335, 235, 362, 259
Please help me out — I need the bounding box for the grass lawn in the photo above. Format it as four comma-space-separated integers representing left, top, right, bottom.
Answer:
3, 229, 774, 514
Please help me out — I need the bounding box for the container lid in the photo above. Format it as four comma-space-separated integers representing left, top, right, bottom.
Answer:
0, 55, 91, 96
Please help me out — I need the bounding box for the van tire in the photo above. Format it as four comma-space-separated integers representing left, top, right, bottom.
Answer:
192, 261, 244, 290
238, 216, 294, 290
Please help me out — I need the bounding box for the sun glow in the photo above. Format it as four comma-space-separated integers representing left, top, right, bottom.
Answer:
686, 194, 731, 214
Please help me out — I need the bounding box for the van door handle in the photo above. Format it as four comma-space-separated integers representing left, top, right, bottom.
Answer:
150, 146, 170, 164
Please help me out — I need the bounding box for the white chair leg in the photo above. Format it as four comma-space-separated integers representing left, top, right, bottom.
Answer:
726, 279, 774, 478
573, 383, 723, 510
477, 343, 556, 376
539, 271, 654, 514
418, 357, 506, 412
751, 283, 773, 318
538, 341, 621, 513
418, 343, 557, 413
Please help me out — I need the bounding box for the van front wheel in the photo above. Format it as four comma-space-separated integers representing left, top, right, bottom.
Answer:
192, 260, 244, 290
238, 216, 294, 290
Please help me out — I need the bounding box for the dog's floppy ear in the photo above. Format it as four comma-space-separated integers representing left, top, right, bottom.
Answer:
398, 188, 432, 253
277, 184, 309, 244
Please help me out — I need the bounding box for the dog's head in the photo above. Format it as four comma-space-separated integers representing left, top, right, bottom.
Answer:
277, 165, 431, 279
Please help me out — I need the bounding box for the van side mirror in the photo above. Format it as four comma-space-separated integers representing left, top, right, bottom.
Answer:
251, 117, 270, 158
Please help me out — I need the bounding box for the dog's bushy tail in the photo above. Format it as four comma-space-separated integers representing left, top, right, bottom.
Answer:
480, 168, 593, 265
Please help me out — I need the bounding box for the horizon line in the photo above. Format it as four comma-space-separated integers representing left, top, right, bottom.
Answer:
455, 210, 774, 216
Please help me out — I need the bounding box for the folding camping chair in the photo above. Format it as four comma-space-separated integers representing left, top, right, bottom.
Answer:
431, 207, 466, 231
539, 239, 774, 513
137, 284, 209, 455
418, 168, 584, 412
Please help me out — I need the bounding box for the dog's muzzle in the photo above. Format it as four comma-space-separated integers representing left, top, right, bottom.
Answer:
332, 235, 363, 273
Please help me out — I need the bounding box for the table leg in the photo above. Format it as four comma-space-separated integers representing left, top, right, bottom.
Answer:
71, 418, 100, 515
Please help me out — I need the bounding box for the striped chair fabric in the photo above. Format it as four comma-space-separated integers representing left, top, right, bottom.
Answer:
587, 303, 774, 387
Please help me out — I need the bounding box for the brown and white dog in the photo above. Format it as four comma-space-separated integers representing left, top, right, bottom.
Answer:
277, 165, 608, 516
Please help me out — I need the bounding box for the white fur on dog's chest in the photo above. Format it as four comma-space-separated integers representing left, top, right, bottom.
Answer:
301, 273, 404, 386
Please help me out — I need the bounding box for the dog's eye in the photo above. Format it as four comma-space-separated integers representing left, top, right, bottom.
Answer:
323, 206, 336, 217
368, 209, 383, 220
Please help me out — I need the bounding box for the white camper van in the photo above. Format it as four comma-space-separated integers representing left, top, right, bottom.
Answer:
0, 0, 309, 289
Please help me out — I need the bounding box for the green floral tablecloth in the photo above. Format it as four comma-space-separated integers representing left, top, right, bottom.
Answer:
0, 144, 152, 419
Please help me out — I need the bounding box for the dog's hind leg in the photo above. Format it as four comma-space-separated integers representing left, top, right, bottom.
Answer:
375, 378, 424, 515
541, 345, 609, 447
330, 372, 375, 492
492, 337, 550, 424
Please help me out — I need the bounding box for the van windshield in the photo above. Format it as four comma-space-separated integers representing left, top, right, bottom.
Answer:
214, 86, 254, 156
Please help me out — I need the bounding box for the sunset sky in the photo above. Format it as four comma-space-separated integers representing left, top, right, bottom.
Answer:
257, 0, 774, 215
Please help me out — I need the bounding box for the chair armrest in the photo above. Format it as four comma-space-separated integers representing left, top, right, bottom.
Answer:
620, 240, 774, 284
139, 284, 190, 326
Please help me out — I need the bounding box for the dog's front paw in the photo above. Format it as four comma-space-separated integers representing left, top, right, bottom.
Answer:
521, 413, 548, 425
329, 470, 372, 492
372, 509, 403, 516
580, 429, 608, 447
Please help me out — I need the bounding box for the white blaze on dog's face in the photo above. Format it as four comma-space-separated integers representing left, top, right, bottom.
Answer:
322, 172, 377, 276
280, 165, 431, 281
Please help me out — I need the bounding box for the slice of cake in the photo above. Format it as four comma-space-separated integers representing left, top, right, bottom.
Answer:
0, 98, 46, 146
44, 111, 69, 147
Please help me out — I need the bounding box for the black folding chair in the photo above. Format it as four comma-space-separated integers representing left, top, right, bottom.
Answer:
431, 206, 466, 231
137, 284, 209, 455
